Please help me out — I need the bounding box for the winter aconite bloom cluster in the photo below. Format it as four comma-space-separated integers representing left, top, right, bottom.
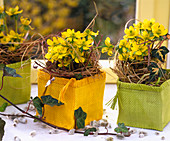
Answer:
0, 5, 34, 64
102, 18, 169, 85
0, 6, 33, 52
102, 18, 168, 61
45, 29, 98, 69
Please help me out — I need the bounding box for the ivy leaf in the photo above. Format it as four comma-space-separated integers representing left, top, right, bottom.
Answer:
0, 118, 5, 141
0, 103, 8, 112
74, 107, 87, 129
84, 128, 97, 136
114, 123, 129, 133
41, 95, 64, 107
148, 62, 166, 82
32, 97, 44, 117
3, 67, 22, 78
151, 46, 169, 62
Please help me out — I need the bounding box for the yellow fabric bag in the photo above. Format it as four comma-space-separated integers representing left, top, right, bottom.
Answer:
38, 69, 106, 130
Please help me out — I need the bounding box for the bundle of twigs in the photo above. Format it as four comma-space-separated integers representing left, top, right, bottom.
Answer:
112, 54, 170, 86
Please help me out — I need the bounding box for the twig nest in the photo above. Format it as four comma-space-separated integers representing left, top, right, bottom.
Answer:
116, 133, 125, 139
106, 137, 113, 141
68, 129, 75, 135
14, 136, 21, 141
29, 130, 36, 137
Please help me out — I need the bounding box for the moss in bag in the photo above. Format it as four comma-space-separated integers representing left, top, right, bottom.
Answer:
0, 59, 31, 105
117, 78, 170, 131
38, 69, 106, 130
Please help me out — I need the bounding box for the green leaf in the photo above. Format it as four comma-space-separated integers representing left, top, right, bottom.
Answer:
114, 123, 129, 133
151, 46, 169, 62
84, 128, 97, 136
0, 103, 8, 112
3, 67, 22, 78
0, 118, 5, 141
41, 95, 64, 107
33, 97, 44, 117
148, 62, 166, 82
74, 107, 87, 129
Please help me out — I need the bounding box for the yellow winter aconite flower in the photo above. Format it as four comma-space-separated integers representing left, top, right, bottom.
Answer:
133, 21, 143, 29
152, 23, 168, 37
20, 16, 31, 25
47, 37, 59, 46
84, 29, 99, 39
119, 39, 130, 49
142, 18, 155, 30
6, 6, 23, 16
124, 26, 139, 38
75, 38, 93, 50
20, 16, 34, 30
102, 37, 114, 56
62, 29, 82, 39
0, 6, 4, 14
7, 30, 24, 42
140, 30, 154, 41
1, 36, 10, 44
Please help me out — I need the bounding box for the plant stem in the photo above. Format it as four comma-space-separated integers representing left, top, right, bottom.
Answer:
75, 130, 117, 136
147, 45, 151, 66
4, 17, 8, 33
15, 19, 17, 33
0, 76, 4, 91
0, 93, 57, 129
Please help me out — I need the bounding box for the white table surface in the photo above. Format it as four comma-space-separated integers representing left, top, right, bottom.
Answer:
2, 84, 170, 141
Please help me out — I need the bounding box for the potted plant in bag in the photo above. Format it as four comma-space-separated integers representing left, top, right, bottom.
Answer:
34, 28, 107, 130
0, 5, 34, 105
103, 18, 170, 131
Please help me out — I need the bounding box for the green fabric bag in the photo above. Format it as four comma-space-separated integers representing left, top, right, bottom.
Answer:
117, 77, 170, 131
0, 59, 31, 105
